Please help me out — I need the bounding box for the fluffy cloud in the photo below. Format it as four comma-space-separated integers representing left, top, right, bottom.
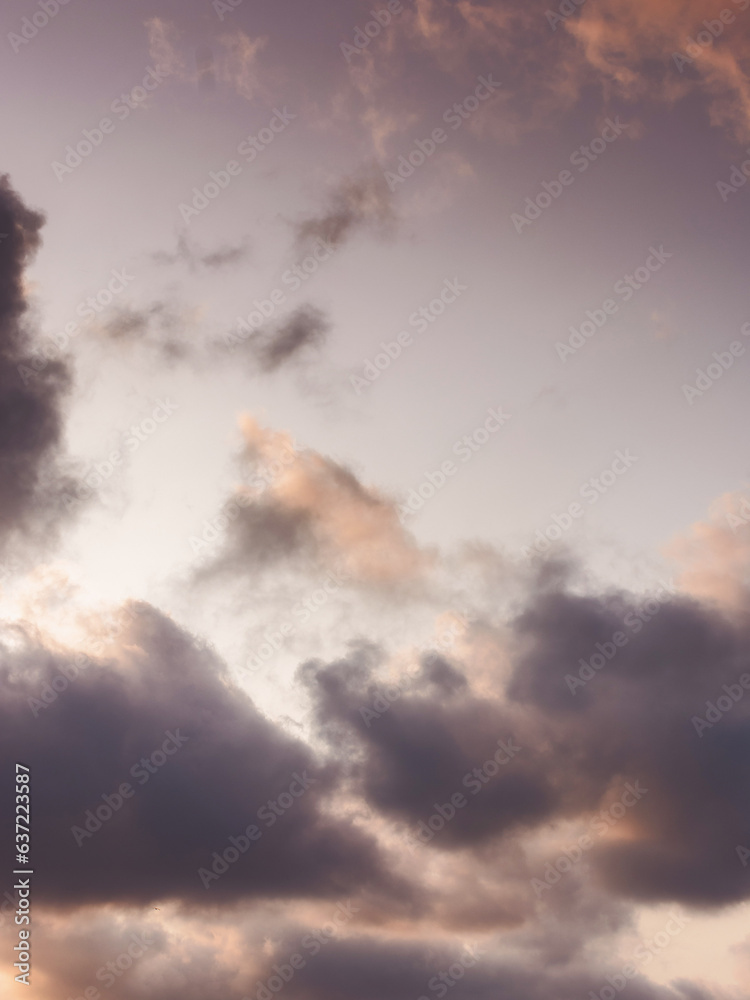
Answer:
300, 565, 750, 907
0, 601, 412, 909
196, 416, 430, 585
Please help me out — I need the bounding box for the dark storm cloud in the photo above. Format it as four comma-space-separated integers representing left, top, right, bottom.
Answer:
0, 175, 75, 551
300, 575, 750, 907
294, 169, 395, 250
0, 603, 414, 910
298, 645, 557, 849
249, 933, 714, 1000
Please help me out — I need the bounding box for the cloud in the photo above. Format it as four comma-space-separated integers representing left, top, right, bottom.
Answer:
97, 301, 198, 364
152, 233, 251, 271
0, 176, 76, 555
245, 932, 719, 1000
399, 0, 750, 143
299, 562, 750, 908
195, 416, 431, 586
294, 169, 396, 250
0, 601, 413, 909
145, 19, 268, 102
664, 490, 750, 611
146, 17, 187, 81
242, 305, 331, 372
216, 30, 269, 101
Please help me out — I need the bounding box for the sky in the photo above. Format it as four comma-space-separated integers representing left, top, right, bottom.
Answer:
1, 0, 750, 997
